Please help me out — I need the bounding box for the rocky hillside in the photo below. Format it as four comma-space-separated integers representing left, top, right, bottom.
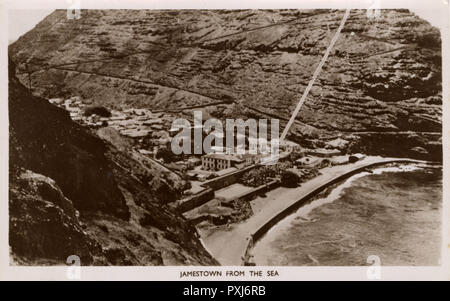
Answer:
9, 59, 217, 265
9, 9, 442, 160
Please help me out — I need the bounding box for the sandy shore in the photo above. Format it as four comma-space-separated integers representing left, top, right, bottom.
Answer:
198, 156, 424, 265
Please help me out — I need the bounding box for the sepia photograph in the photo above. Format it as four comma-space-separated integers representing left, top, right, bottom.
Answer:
1, 0, 449, 283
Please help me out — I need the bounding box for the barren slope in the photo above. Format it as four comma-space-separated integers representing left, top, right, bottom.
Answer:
9, 9, 442, 159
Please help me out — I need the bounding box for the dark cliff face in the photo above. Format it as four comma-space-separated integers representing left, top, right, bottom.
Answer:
9, 59, 130, 219
8, 9, 442, 160
9, 60, 217, 265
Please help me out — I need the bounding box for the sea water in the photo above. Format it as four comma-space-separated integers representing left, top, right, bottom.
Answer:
251, 164, 442, 266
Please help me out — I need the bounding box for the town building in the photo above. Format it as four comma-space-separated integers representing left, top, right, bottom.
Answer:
201, 153, 244, 171
187, 157, 202, 168
201, 152, 261, 171
238, 153, 260, 166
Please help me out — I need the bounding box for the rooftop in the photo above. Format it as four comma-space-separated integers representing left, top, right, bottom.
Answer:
203, 153, 244, 162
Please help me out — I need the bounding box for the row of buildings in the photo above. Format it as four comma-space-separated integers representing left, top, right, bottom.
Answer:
201, 152, 260, 171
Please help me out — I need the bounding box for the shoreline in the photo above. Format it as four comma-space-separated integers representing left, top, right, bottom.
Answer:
198, 156, 436, 266
250, 164, 442, 266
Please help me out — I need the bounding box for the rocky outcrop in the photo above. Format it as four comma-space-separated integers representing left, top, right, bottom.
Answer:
9, 59, 217, 265
9, 169, 100, 265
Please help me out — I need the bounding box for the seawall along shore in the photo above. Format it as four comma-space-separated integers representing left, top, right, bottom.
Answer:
199, 156, 433, 265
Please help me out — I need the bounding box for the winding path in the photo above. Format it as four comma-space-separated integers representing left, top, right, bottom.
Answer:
198, 156, 429, 266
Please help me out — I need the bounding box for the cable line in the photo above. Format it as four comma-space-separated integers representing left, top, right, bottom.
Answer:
280, 9, 351, 141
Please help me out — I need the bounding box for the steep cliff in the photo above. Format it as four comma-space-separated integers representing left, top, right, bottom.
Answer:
8, 9, 441, 159
9, 60, 217, 265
